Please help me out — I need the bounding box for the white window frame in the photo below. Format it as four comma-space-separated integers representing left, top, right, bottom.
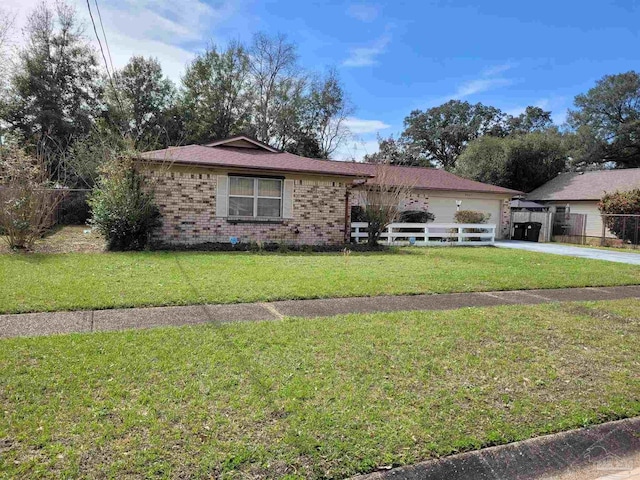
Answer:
228, 176, 283, 218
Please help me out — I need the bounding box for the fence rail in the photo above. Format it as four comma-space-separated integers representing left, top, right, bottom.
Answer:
351, 222, 496, 246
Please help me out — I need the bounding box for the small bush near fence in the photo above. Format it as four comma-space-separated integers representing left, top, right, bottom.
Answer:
454, 210, 490, 242
399, 210, 435, 223
454, 210, 491, 224
599, 189, 640, 245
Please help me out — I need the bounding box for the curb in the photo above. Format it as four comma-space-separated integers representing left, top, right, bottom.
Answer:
351, 417, 640, 480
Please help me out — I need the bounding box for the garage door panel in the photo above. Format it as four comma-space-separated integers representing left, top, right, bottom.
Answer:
428, 197, 501, 224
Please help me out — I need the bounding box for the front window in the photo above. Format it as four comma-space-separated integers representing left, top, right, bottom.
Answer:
228, 176, 282, 218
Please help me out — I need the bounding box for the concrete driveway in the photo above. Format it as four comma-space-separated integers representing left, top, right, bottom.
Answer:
495, 240, 640, 265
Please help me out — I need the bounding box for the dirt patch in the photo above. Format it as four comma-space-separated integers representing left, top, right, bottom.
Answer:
0, 226, 105, 254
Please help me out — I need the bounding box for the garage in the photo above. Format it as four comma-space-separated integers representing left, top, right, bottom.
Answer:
428, 197, 502, 225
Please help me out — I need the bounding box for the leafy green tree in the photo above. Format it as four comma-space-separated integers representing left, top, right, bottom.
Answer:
2, 2, 101, 163
568, 71, 640, 168
401, 100, 507, 171
181, 42, 253, 143
599, 189, 640, 244
455, 131, 567, 192
364, 135, 430, 166
507, 106, 553, 133
105, 56, 177, 150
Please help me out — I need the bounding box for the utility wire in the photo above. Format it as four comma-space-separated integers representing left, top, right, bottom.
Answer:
86, 0, 124, 118
93, 0, 116, 78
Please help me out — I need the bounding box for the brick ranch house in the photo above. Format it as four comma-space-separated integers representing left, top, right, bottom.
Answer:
139, 136, 520, 246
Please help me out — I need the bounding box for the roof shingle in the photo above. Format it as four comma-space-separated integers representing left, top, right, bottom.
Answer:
139, 144, 520, 195
527, 169, 640, 201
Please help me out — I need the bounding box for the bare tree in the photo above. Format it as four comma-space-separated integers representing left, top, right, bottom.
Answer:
0, 146, 63, 249
306, 69, 353, 158
249, 32, 299, 143
0, 7, 16, 82
352, 164, 415, 246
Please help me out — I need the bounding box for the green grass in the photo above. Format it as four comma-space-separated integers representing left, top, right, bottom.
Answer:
1, 248, 639, 314
1, 299, 639, 479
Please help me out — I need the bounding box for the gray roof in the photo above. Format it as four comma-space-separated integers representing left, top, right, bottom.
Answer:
527, 169, 640, 201
510, 199, 547, 209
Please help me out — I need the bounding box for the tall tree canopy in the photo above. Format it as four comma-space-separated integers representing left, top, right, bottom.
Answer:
401, 100, 507, 171
181, 42, 253, 143
2, 1, 101, 161
455, 130, 568, 192
105, 56, 177, 149
180, 34, 351, 158
568, 71, 640, 169
507, 106, 553, 134
363, 135, 430, 166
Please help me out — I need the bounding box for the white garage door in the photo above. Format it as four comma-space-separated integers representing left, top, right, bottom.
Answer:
428, 197, 501, 225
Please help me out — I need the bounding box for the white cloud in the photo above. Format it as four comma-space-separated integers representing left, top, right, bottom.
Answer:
2, 0, 244, 81
481, 63, 513, 77
347, 4, 380, 22
453, 77, 513, 98
445, 64, 515, 100
342, 34, 390, 67
344, 117, 390, 134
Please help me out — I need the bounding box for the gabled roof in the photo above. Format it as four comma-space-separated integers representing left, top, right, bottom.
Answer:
140, 144, 369, 177
510, 199, 547, 209
139, 140, 520, 195
527, 169, 640, 201
202, 135, 280, 152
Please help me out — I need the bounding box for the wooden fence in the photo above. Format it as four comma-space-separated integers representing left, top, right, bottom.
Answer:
351, 222, 496, 246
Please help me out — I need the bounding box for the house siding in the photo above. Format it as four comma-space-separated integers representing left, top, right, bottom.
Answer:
547, 201, 613, 238
143, 165, 349, 246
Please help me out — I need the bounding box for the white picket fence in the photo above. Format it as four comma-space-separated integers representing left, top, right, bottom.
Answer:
351, 222, 496, 246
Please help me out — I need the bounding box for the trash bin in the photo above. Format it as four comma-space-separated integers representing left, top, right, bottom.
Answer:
512, 222, 527, 240
525, 222, 542, 242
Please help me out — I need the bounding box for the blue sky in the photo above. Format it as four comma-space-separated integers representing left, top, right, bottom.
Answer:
7, 0, 640, 159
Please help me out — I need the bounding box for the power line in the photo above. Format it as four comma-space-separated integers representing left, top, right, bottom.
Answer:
85, 0, 123, 112
93, 0, 116, 77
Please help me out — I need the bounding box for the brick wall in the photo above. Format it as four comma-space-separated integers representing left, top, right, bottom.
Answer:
143, 165, 349, 245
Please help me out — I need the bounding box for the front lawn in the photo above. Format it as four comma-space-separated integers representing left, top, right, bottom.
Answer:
1, 248, 639, 314
1, 299, 638, 478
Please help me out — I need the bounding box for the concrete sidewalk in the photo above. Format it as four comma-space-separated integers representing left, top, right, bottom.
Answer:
1, 285, 639, 339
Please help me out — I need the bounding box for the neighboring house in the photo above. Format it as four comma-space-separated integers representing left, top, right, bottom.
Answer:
527, 169, 640, 237
509, 199, 547, 211
139, 136, 519, 246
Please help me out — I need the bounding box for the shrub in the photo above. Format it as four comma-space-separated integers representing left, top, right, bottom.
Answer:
599, 189, 640, 244
0, 147, 63, 249
88, 155, 161, 251
58, 191, 91, 224
399, 210, 435, 223
454, 210, 491, 224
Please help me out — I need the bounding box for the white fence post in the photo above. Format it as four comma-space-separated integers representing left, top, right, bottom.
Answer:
350, 222, 496, 246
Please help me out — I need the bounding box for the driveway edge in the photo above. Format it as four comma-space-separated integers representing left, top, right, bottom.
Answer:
351, 417, 640, 480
